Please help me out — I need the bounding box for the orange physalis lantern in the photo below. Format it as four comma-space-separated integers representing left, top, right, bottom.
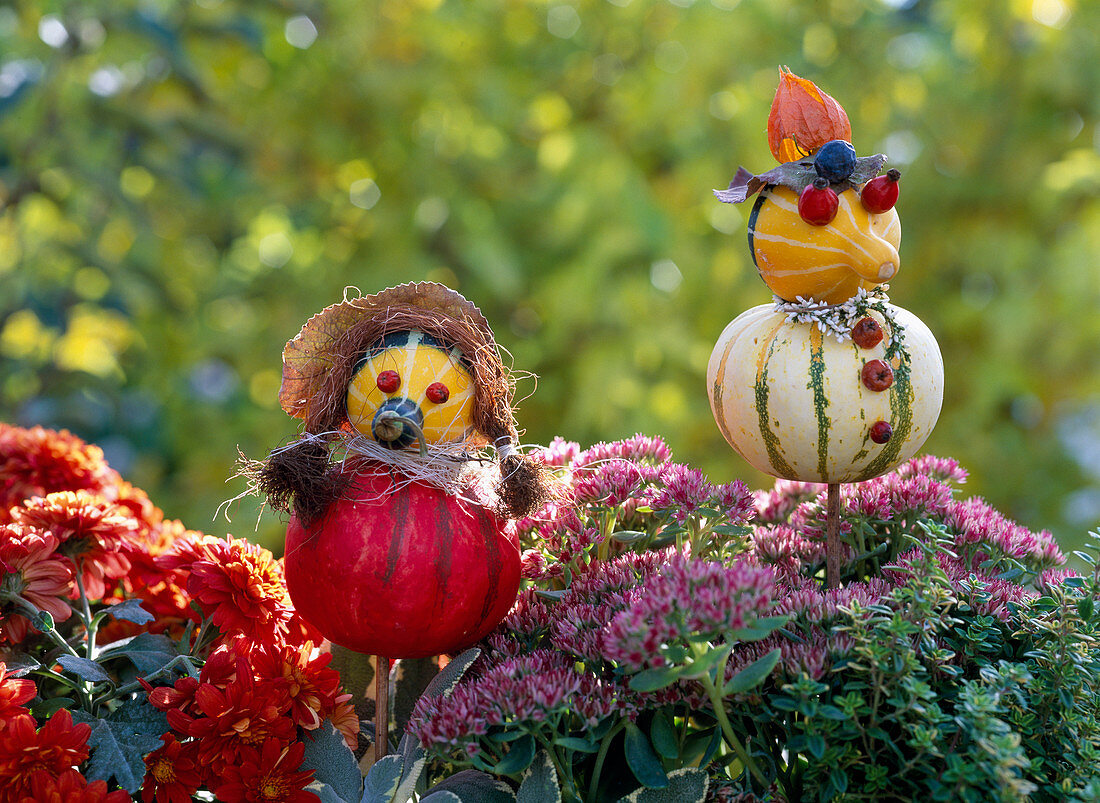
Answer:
767, 66, 852, 163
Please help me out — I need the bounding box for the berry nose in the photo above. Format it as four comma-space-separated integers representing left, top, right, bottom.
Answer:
371, 399, 424, 450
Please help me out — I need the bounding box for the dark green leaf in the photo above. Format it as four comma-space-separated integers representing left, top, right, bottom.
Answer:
807, 735, 826, 759
616, 767, 708, 802
301, 721, 362, 803
57, 654, 111, 683
420, 649, 480, 702
104, 599, 155, 625
419, 792, 462, 803
723, 648, 780, 695
817, 705, 848, 721
426, 769, 515, 803
649, 711, 679, 760
361, 754, 403, 803
98, 633, 179, 675
516, 752, 561, 803
624, 721, 668, 789
308, 781, 351, 803
629, 664, 683, 693
493, 734, 535, 776
554, 736, 598, 753
73, 699, 169, 793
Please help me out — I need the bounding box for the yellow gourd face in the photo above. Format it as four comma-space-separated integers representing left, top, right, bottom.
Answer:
748, 185, 901, 305
346, 330, 475, 448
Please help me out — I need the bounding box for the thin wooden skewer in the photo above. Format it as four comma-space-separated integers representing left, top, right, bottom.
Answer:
374, 656, 390, 762
826, 483, 841, 589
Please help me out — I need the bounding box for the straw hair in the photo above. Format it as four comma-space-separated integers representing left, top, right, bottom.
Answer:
253, 281, 550, 522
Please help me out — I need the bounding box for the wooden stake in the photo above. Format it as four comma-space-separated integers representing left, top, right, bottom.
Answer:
374, 656, 390, 762
826, 483, 841, 589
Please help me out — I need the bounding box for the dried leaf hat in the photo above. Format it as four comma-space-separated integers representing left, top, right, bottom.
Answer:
250, 282, 548, 524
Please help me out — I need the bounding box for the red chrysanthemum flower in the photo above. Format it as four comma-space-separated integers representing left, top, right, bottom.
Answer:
15, 767, 131, 803
213, 738, 317, 803
0, 709, 92, 797
251, 641, 358, 749
169, 656, 295, 770
0, 424, 120, 522
13, 492, 138, 600
141, 734, 203, 803
166, 536, 294, 643
0, 526, 74, 644
0, 661, 36, 728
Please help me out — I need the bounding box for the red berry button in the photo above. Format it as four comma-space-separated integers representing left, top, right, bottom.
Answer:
425, 382, 450, 404
376, 370, 400, 393
861, 359, 894, 392
850, 317, 884, 349
798, 177, 839, 226
861, 169, 901, 214
869, 421, 893, 444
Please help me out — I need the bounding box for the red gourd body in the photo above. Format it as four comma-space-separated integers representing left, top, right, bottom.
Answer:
284, 465, 520, 659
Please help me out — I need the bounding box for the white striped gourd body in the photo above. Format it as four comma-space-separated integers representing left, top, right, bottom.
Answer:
707, 304, 943, 483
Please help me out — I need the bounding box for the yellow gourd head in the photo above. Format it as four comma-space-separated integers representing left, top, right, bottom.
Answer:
346, 330, 475, 449
748, 185, 901, 305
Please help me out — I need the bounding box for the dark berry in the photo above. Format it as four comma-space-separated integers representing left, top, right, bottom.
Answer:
425, 382, 450, 404
851, 317, 884, 349
813, 139, 857, 183
869, 421, 893, 444
861, 169, 901, 214
376, 370, 400, 393
861, 359, 894, 391
798, 178, 839, 226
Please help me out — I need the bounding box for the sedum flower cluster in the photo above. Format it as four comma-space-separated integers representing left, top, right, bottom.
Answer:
409, 436, 1100, 803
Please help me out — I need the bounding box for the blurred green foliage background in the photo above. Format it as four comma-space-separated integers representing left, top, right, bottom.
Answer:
1, 0, 1098, 554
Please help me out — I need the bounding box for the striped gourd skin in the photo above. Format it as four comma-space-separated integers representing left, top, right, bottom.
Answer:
347, 331, 474, 445
749, 186, 901, 305
707, 304, 943, 483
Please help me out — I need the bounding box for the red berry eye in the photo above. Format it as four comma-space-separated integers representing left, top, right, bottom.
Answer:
425, 382, 450, 404
376, 371, 400, 393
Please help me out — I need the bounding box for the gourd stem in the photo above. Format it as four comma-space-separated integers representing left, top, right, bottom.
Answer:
373, 412, 429, 458
826, 483, 841, 588
374, 656, 390, 762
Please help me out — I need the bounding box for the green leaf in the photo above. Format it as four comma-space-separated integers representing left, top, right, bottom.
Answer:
72, 698, 169, 793
723, 648, 781, 695
681, 644, 732, 681
57, 654, 111, 683
517, 751, 560, 803
361, 754, 403, 803
817, 705, 848, 721
301, 721, 362, 803
616, 767, 708, 802
624, 721, 668, 789
554, 736, 598, 753
307, 781, 351, 803
807, 735, 826, 759
425, 769, 516, 802
98, 633, 179, 675
493, 734, 535, 776
31, 610, 55, 632
628, 664, 683, 693
104, 598, 155, 625
419, 792, 462, 803
1078, 595, 1094, 621
420, 649, 480, 702
534, 589, 566, 602
649, 711, 679, 760
611, 530, 648, 543
30, 697, 74, 718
